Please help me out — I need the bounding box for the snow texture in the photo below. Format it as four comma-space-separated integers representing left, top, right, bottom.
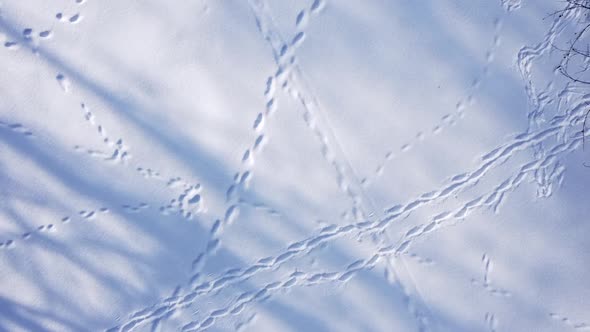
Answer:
1, 0, 589, 331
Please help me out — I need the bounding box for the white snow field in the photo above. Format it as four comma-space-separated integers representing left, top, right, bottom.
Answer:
1, 0, 590, 331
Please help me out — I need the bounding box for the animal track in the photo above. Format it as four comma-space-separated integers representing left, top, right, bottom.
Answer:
238, 198, 284, 219
56, 73, 71, 93
76, 103, 132, 164
0, 239, 15, 250
136, 237, 438, 332
168, 0, 329, 308
2, 0, 88, 53
159, 184, 205, 219
137, 167, 161, 179
125, 109, 581, 326
122, 203, 150, 214
59, 61, 193, 182
119, 252, 383, 332
485, 312, 499, 332
39, 30, 52, 39
397, 132, 583, 256
470, 254, 512, 298
0, 207, 109, 251
362, 17, 504, 189
68, 13, 82, 24
252, 0, 375, 231
72, 100, 203, 216
500, 0, 521, 12
3, 0, 587, 331
549, 312, 590, 330
516, 8, 576, 196
0, 120, 35, 137
111, 92, 590, 330
406, 252, 435, 266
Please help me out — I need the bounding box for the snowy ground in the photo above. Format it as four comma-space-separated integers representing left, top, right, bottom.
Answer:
1, 0, 590, 331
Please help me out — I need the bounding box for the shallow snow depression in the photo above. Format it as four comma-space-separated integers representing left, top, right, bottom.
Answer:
1, 0, 589, 331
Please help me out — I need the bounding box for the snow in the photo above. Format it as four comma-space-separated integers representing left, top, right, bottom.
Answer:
1, 0, 590, 331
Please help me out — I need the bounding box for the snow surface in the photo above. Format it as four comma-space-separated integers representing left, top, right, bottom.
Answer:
1, 0, 590, 331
